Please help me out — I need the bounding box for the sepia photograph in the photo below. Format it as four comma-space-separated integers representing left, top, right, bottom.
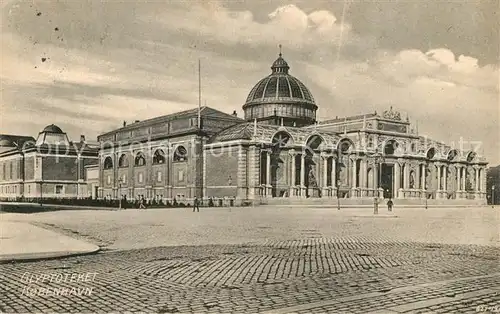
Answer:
1, 0, 499, 313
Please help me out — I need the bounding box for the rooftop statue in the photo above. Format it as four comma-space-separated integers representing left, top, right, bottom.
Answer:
382, 106, 402, 121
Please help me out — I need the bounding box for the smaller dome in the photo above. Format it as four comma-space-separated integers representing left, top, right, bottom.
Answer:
42, 124, 64, 134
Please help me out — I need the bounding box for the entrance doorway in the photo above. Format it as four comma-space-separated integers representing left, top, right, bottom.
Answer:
380, 164, 394, 199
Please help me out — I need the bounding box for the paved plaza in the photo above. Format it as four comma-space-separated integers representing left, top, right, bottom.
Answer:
1, 206, 499, 313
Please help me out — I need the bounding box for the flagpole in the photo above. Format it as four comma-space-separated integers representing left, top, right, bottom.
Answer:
198, 59, 202, 129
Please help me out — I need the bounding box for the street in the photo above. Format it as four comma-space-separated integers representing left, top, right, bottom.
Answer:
1, 206, 499, 313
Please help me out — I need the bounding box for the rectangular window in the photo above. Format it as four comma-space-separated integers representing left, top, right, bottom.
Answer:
157, 171, 162, 182
178, 170, 184, 182
121, 174, 127, 184
55, 185, 63, 194
107, 175, 111, 185
27, 185, 31, 194
138, 173, 143, 183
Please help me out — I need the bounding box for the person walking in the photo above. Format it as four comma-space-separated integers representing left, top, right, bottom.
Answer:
387, 198, 394, 212
139, 196, 146, 210
193, 196, 200, 212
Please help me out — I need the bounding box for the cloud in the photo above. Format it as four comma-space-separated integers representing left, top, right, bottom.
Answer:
153, 4, 353, 50
0, 1, 498, 163
304, 47, 499, 162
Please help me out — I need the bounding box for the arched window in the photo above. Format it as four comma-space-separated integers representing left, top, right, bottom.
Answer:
153, 149, 166, 164
103, 157, 113, 170
426, 147, 436, 160
135, 152, 146, 166
305, 134, 324, 155
173, 146, 188, 162
338, 139, 352, 154
466, 151, 476, 163
272, 131, 291, 148
447, 149, 458, 162
118, 154, 129, 168
384, 140, 398, 156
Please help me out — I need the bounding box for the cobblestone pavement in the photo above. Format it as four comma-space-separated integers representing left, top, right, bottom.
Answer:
1, 238, 499, 313
1, 207, 499, 313
2, 206, 499, 250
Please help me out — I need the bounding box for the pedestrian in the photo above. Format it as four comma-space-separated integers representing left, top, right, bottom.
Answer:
387, 198, 394, 212
193, 196, 200, 212
139, 196, 146, 210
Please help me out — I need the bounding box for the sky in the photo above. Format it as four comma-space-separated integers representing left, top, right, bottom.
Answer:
1, 0, 499, 164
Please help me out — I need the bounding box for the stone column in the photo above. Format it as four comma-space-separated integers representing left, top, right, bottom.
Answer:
415, 163, 421, 190
289, 150, 296, 197
443, 165, 447, 191
373, 162, 379, 196
394, 162, 401, 199
331, 157, 337, 198
351, 157, 357, 188
350, 157, 358, 198
403, 163, 409, 189
364, 159, 370, 196
479, 167, 484, 192
237, 145, 248, 202
300, 153, 306, 198
421, 164, 426, 191
266, 150, 272, 197
456, 165, 461, 191
475, 166, 479, 191
461, 167, 466, 193
250, 145, 262, 200
480, 166, 486, 197
322, 155, 328, 197
436, 164, 442, 198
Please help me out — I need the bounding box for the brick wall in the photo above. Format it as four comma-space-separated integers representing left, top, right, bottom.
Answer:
172, 162, 188, 186
0, 158, 21, 181
135, 168, 146, 187
42, 156, 78, 181
102, 170, 114, 188
24, 156, 34, 180
151, 164, 165, 187
81, 158, 98, 180
40, 183, 78, 197
205, 146, 239, 197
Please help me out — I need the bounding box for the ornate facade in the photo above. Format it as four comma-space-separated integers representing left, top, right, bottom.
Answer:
97, 54, 488, 205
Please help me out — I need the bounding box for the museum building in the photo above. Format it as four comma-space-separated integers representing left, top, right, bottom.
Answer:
97, 53, 488, 205
0, 125, 99, 200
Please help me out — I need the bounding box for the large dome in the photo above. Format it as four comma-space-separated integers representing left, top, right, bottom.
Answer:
243, 52, 317, 127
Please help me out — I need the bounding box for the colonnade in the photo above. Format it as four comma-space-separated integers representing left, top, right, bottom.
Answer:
258, 149, 487, 200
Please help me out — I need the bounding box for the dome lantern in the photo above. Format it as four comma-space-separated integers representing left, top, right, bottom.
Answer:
271, 45, 290, 74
